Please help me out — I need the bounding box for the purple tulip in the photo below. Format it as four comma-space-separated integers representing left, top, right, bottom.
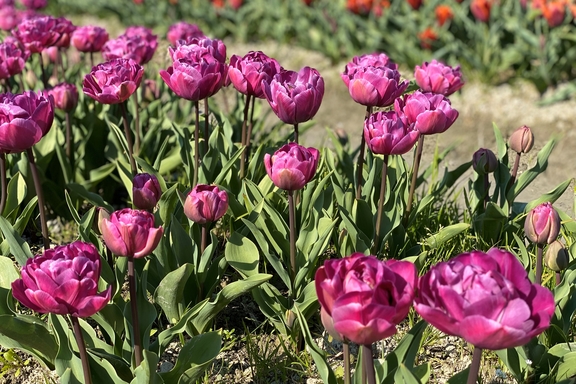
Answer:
99, 208, 163, 258
364, 111, 419, 155
12, 15, 61, 53
414, 249, 555, 350
0, 6, 20, 31
19, 0, 46, 9
472, 148, 498, 175
509, 125, 534, 154
183, 184, 229, 225
172, 37, 227, 64
71, 25, 109, 53
264, 143, 319, 191
102, 35, 156, 66
52, 17, 76, 48
228, 51, 282, 98
167, 22, 204, 46
525, 202, 560, 244
47, 83, 78, 112
11, 241, 112, 317
342, 53, 398, 80
342, 61, 408, 107
0, 0, 14, 6
83, 58, 144, 104
394, 91, 458, 135
315, 253, 417, 345
0, 42, 28, 79
132, 173, 162, 211
414, 60, 465, 96
262, 67, 324, 125
0, 91, 54, 153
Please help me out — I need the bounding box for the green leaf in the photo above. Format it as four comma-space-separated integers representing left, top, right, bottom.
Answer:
225, 232, 259, 277
3, 172, 27, 219
13, 196, 38, 235
393, 363, 422, 384
557, 351, 576, 380
0, 256, 20, 289
67, 183, 114, 213
0, 314, 58, 366
525, 178, 573, 212
0, 216, 33, 266
130, 350, 163, 384
153, 263, 194, 324
423, 223, 470, 249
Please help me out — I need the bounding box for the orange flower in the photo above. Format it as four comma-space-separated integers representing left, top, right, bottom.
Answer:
418, 27, 438, 49
542, 1, 566, 26
407, 0, 423, 9
347, 0, 374, 14
212, 0, 225, 8
229, 0, 243, 9
470, 0, 493, 22
373, 0, 391, 16
435, 4, 454, 26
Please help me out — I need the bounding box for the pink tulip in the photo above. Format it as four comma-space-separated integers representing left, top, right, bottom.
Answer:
47, 83, 78, 112
509, 125, 534, 154
262, 67, 324, 125
228, 51, 282, 98
99, 208, 163, 258
414, 60, 465, 96
172, 37, 226, 64
394, 91, 458, 135
183, 184, 229, 225
71, 25, 109, 53
0, 6, 19, 31
83, 58, 144, 104
132, 173, 162, 211
167, 22, 204, 46
315, 253, 417, 345
414, 249, 554, 350
525, 202, 560, 244
342, 53, 398, 78
18, 0, 46, 9
12, 15, 61, 53
264, 142, 319, 191
0, 42, 28, 79
102, 35, 156, 66
364, 111, 419, 155
11, 241, 112, 317
52, 17, 76, 48
0, 91, 54, 153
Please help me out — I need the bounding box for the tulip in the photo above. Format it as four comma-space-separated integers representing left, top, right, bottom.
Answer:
471, 0, 492, 22
472, 148, 497, 175
11, 241, 112, 317
264, 142, 319, 191
395, 91, 459, 135
414, 248, 554, 350
48, 82, 78, 112
364, 111, 419, 156
167, 22, 204, 46
133, 173, 162, 211
418, 27, 438, 49
343, 52, 398, 76
12, 15, 60, 54
414, 60, 464, 96
99, 208, 163, 258
316, 253, 417, 346
102, 35, 157, 66
545, 240, 569, 272
183, 184, 228, 225
71, 25, 109, 53
406, 0, 421, 9
525, 202, 560, 245
0, 42, 28, 80
52, 17, 76, 48
0, 6, 19, 31
509, 125, 534, 154
435, 5, 454, 26
228, 51, 282, 99
342, 65, 407, 108
542, 1, 565, 27
172, 37, 227, 64
83, 58, 143, 104
19, 0, 46, 9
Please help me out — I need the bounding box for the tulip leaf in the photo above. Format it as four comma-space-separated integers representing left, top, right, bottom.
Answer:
12, 196, 38, 236
49, 314, 85, 382
446, 367, 470, 384
3, 172, 26, 220
0, 215, 33, 266
393, 363, 422, 384
65, 189, 82, 224
0, 314, 57, 366
131, 350, 163, 384
423, 223, 470, 249
495, 346, 528, 382
225, 232, 260, 277
556, 351, 576, 381
524, 178, 573, 212
0, 255, 20, 289
159, 332, 221, 383
67, 183, 114, 213
154, 263, 194, 324
169, 217, 194, 268
107, 120, 131, 166
116, 159, 133, 201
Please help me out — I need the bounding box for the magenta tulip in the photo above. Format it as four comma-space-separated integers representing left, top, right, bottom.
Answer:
102, 35, 157, 66
19, 0, 46, 9
364, 111, 419, 155
99, 208, 163, 258
415, 249, 555, 350
342, 53, 398, 78
0, 41, 28, 79
11, 241, 112, 317
0, 91, 54, 153
167, 22, 204, 46
12, 15, 61, 53
83, 58, 143, 104
172, 37, 227, 64
509, 125, 534, 154
228, 51, 282, 98
264, 142, 319, 191
48, 83, 78, 112
315, 253, 417, 345
0, 6, 20, 31
262, 67, 324, 125
52, 17, 76, 48
394, 91, 458, 135
525, 202, 560, 245
414, 60, 465, 96
183, 184, 229, 225
71, 25, 109, 53
132, 173, 162, 211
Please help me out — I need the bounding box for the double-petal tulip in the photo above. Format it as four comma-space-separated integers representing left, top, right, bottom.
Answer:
102, 35, 157, 66
52, 17, 76, 48
264, 142, 319, 191
364, 111, 419, 155
262, 67, 324, 125
0, 91, 54, 153
524, 202, 560, 245
48, 83, 78, 112
228, 51, 282, 98
0, 42, 28, 79
11, 241, 112, 317
342, 65, 407, 108
132, 173, 162, 211
183, 184, 229, 225
172, 37, 227, 64
99, 208, 163, 258
414, 60, 464, 96
315, 253, 417, 345
395, 91, 459, 135
167, 22, 204, 46
83, 58, 143, 104
71, 25, 109, 53
342, 52, 398, 76
0, 6, 19, 31
12, 15, 60, 53
415, 249, 555, 350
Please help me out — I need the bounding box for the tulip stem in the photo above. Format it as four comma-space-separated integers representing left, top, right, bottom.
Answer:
70, 316, 92, 384
26, 148, 50, 250
467, 347, 483, 384
510, 152, 521, 186
120, 102, 137, 176
204, 98, 210, 155
294, 123, 299, 144
356, 106, 372, 200
239, 94, 252, 179
201, 225, 207, 255
288, 190, 296, 290
362, 345, 376, 384
38, 55, 48, 89
556, 271, 562, 286
18, 74, 25, 93
246, 95, 256, 161
193, 100, 200, 186
127, 256, 143, 366
404, 134, 424, 227
373, 155, 389, 255
0, 153, 6, 216
89, 52, 94, 69
536, 243, 544, 285
132, 92, 141, 155
65, 112, 74, 177
343, 342, 351, 384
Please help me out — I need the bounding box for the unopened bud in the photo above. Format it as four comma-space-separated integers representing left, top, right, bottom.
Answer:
509, 125, 534, 154
544, 240, 569, 271
472, 148, 497, 175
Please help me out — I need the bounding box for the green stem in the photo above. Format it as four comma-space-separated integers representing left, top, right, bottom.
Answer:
132, 92, 141, 155
404, 134, 424, 226
356, 106, 372, 200
239, 93, 252, 179
65, 112, 74, 177
373, 155, 389, 254
201, 225, 207, 255
288, 190, 296, 293
38, 54, 48, 89
294, 123, 299, 144
343, 342, 351, 384
194, 100, 200, 186
70, 316, 92, 384
245, 95, 256, 160
536, 243, 544, 285
362, 344, 376, 384
0, 153, 6, 216
120, 102, 137, 176
204, 98, 209, 155
467, 346, 482, 384
128, 256, 143, 366
26, 148, 50, 250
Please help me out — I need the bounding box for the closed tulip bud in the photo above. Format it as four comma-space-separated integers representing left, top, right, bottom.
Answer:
544, 240, 569, 271
264, 143, 319, 191
471, 0, 492, 22
472, 148, 497, 175
525, 202, 560, 244
0, 42, 28, 79
83, 58, 143, 104
48, 82, 79, 112
414, 60, 464, 96
509, 125, 534, 154
132, 173, 162, 211
184, 184, 228, 225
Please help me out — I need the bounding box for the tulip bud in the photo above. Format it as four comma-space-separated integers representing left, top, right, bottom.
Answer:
132, 173, 162, 211
524, 202, 560, 244
509, 125, 534, 154
48, 83, 79, 112
183, 184, 228, 225
264, 143, 320, 191
544, 240, 569, 271
472, 148, 497, 175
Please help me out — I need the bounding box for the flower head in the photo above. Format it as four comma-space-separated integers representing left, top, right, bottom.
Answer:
524, 202, 560, 245
394, 91, 459, 135
71, 25, 109, 53
364, 111, 419, 155
48, 83, 78, 112
264, 143, 319, 191
183, 184, 229, 225
83, 58, 143, 104
414, 60, 464, 96
228, 51, 282, 98
132, 173, 162, 211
